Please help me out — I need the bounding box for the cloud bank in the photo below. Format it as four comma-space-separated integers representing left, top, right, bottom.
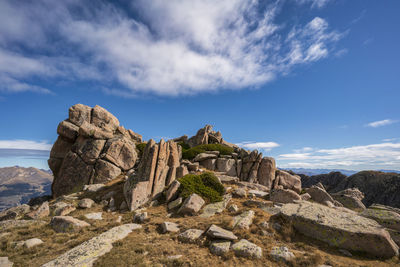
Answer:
365, 119, 398, 128
0, 0, 342, 96
236, 141, 280, 152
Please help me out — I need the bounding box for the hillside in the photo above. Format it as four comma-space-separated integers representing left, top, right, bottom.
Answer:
0, 166, 53, 211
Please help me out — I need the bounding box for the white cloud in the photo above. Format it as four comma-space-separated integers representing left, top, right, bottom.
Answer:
293, 147, 313, 153
0, 140, 52, 151
0, 0, 343, 96
236, 141, 280, 152
278, 142, 400, 170
296, 0, 331, 9
365, 119, 398, 128
383, 138, 398, 142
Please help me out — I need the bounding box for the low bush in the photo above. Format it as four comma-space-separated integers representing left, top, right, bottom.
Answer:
136, 142, 147, 157
178, 172, 225, 203
180, 143, 234, 160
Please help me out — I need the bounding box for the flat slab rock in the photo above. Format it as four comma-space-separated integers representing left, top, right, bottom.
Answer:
178, 229, 204, 243
50, 216, 91, 233
42, 224, 141, 267
279, 201, 399, 258
200, 194, 231, 218
206, 224, 237, 241
232, 210, 255, 230
231, 239, 262, 259
209, 240, 231, 256
84, 212, 103, 220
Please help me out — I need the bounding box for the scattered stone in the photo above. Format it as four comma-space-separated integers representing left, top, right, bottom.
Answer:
339, 249, 353, 257
133, 212, 148, 224
83, 184, 105, 193
228, 204, 239, 213
78, 198, 95, 209
116, 216, 122, 223
24, 238, 44, 248
200, 194, 231, 218
42, 224, 141, 267
232, 210, 255, 230
178, 193, 205, 215
0, 211, 17, 221
243, 199, 273, 209
0, 220, 46, 231
0, 257, 13, 267
231, 239, 262, 259
26, 201, 49, 219
300, 193, 311, 201
161, 222, 180, 233
168, 197, 183, 210
270, 189, 301, 204
278, 201, 399, 258
209, 240, 231, 256
261, 205, 282, 215
206, 224, 237, 241
232, 188, 247, 198
248, 190, 268, 198
165, 180, 181, 203
306, 186, 335, 206
50, 216, 90, 233
215, 174, 239, 184
178, 229, 204, 244
54, 205, 76, 216
166, 255, 183, 260
84, 212, 103, 220
259, 221, 269, 229
270, 246, 295, 262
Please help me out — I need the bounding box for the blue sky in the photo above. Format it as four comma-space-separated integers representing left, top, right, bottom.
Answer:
0, 0, 399, 171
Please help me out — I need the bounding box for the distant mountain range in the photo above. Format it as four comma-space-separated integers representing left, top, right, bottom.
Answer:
285, 168, 400, 176
0, 166, 53, 211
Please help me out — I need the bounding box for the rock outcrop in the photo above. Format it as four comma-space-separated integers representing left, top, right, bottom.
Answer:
50, 104, 140, 197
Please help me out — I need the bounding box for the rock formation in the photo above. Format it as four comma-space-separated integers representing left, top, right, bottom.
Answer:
49, 104, 141, 197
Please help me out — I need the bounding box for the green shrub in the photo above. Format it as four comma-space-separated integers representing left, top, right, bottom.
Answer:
178, 172, 225, 203
181, 143, 234, 160
177, 141, 190, 150
136, 142, 147, 157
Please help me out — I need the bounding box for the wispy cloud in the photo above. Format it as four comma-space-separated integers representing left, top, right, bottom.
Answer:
0, 0, 343, 96
278, 142, 400, 170
365, 119, 398, 128
383, 138, 398, 142
236, 141, 280, 152
293, 147, 313, 153
0, 140, 52, 151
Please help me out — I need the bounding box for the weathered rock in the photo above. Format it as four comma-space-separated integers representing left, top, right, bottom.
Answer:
178, 229, 204, 244
209, 240, 231, 256
160, 222, 180, 233
216, 158, 237, 176
152, 139, 171, 197
257, 157, 276, 189
54, 205, 76, 216
84, 212, 103, 220
52, 151, 94, 197
133, 212, 148, 224
199, 158, 216, 171
187, 125, 213, 147
270, 189, 301, 204
24, 238, 44, 249
300, 193, 311, 201
26, 201, 49, 219
50, 216, 90, 233
57, 120, 79, 141
248, 190, 268, 198
231, 239, 262, 259
0, 257, 13, 267
168, 197, 183, 210
187, 162, 199, 172
278, 201, 399, 258
128, 130, 142, 143
165, 180, 181, 203
332, 193, 366, 211
166, 141, 180, 185
270, 246, 295, 262
193, 153, 217, 162
369, 204, 400, 215
233, 188, 247, 198
206, 224, 237, 240
68, 103, 91, 127
178, 194, 205, 215
0, 211, 17, 221
176, 165, 189, 179
0, 220, 46, 231
83, 184, 105, 193
274, 170, 301, 193
94, 159, 121, 184
72, 137, 106, 164
50, 136, 73, 159
228, 204, 239, 213
237, 181, 270, 192
306, 186, 335, 206
123, 180, 149, 212
102, 136, 137, 171
215, 174, 239, 184
42, 224, 141, 267
200, 194, 231, 218
78, 198, 95, 209
360, 208, 400, 231
232, 210, 255, 229
79, 121, 113, 139
91, 105, 119, 132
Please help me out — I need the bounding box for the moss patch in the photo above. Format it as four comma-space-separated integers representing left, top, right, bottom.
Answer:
178, 172, 225, 203
181, 144, 234, 160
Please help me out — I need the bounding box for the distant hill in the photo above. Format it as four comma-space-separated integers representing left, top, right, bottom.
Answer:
286, 168, 400, 176
0, 166, 53, 211
299, 170, 400, 208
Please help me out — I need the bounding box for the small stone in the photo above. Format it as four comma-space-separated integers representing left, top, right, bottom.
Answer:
178, 229, 204, 243
0, 257, 13, 267
54, 205, 76, 216
133, 212, 148, 224
209, 240, 231, 256
228, 204, 239, 213
83, 184, 105, 193
233, 188, 247, 198
232, 210, 255, 230
0, 211, 17, 221
178, 193, 205, 215
206, 224, 237, 240
26, 201, 50, 219
232, 239, 262, 259
300, 193, 311, 201
119, 201, 128, 211
259, 221, 269, 229
78, 198, 94, 209
248, 190, 268, 198
270, 246, 295, 262
168, 197, 183, 210
165, 180, 181, 203
116, 216, 122, 223
161, 222, 180, 233
24, 238, 44, 248
166, 255, 182, 260
50, 216, 90, 233
84, 212, 103, 220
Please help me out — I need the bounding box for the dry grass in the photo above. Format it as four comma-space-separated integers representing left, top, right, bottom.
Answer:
1, 180, 399, 267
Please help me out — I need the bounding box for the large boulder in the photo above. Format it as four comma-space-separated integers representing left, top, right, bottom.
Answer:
257, 157, 276, 189
360, 208, 400, 231
187, 125, 213, 147
274, 170, 301, 194
50, 104, 140, 197
216, 158, 237, 176
270, 189, 301, 204
332, 189, 366, 212
278, 201, 399, 258
305, 185, 335, 206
